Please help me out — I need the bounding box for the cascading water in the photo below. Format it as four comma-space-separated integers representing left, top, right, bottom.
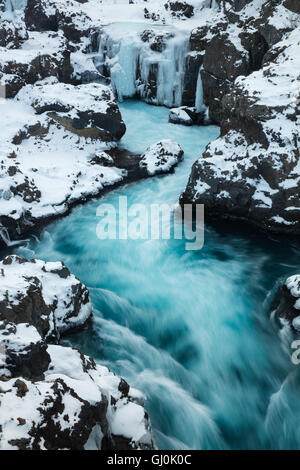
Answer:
0, 225, 28, 247
4, 0, 27, 13
97, 23, 190, 107
15, 101, 300, 450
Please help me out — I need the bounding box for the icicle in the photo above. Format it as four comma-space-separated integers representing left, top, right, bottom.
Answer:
97, 24, 190, 108
195, 66, 204, 112
4, 0, 27, 13
0, 225, 28, 247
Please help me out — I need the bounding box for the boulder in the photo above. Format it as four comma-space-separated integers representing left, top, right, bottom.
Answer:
140, 140, 184, 176
169, 107, 193, 126
0, 257, 154, 450
16, 78, 126, 141
0, 255, 92, 341
0, 31, 72, 98
271, 275, 300, 332
25, 0, 92, 42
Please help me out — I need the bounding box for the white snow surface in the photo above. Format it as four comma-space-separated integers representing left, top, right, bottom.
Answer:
140, 139, 184, 176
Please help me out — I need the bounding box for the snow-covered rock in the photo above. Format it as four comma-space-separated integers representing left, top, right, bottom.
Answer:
0, 30, 72, 97
0, 255, 92, 341
17, 77, 126, 141
271, 274, 300, 333
181, 22, 300, 234
25, 0, 93, 42
0, 20, 28, 49
140, 140, 184, 176
0, 255, 154, 450
169, 107, 193, 126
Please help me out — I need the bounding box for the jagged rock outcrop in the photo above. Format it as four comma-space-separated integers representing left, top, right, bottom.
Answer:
181, 19, 300, 234
164, 1, 195, 19
183, 0, 299, 122
0, 20, 28, 48
0, 255, 154, 450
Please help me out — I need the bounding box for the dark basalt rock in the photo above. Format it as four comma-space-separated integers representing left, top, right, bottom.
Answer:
284, 0, 300, 13
25, 0, 59, 32
140, 29, 174, 53
0, 21, 28, 49
271, 276, 300, 331
164, 1, 194, 19
27, 378, 108, 451
201, 34, 252, 123
25, 0, 92, 43
0, 255, 91, 341
0, 32, 73, 98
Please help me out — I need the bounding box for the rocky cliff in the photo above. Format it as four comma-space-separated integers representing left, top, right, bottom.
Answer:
180, 0, 300, 234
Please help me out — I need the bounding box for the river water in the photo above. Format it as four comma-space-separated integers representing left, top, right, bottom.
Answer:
17, 100, 300, 450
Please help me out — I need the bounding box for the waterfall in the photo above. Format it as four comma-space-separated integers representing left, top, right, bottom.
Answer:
0, 225, 28, 247
4, 0, 27, 12
97, 23, 190, 108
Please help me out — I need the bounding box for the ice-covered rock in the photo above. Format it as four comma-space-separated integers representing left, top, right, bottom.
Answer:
140, 140, 184, 176
17, 77, 126, 141
0, 256, 154, 450
169, 107, 193, 126
180, 23, 300, 234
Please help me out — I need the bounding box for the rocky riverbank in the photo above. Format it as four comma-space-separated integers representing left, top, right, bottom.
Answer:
0, 0, 188, 248
0, 255, 154, 450
180, 0, 300, 234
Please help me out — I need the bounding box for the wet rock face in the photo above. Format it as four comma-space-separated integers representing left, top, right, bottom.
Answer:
0, 257, 154, 450
271, 276, 300, 332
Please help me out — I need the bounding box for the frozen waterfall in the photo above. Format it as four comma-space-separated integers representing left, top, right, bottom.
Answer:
96, 23, 191, 108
